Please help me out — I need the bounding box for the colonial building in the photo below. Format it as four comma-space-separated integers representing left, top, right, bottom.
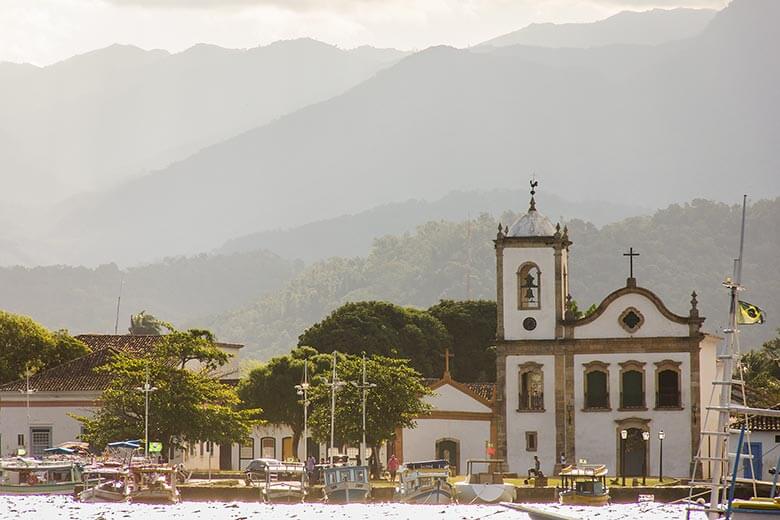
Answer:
0, 334, 242, 465
494, 185, 719, 478
393, 358, 497, 474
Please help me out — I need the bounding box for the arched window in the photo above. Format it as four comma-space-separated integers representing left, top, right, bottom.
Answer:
619, 361, 646, 410
261, 437, 276, 459
518, 362, 544, 411
583, 361, 610, 410
655, 360, 682, 409
517, 263, 541, 310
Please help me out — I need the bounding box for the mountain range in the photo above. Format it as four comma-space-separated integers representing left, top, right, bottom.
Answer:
37, 0, 780, 267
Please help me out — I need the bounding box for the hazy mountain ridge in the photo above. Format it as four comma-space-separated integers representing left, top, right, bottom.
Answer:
0, 250, 301, 334
202, 197, 780, 360
218, 189, 647, 262
0, 39, 406, 206
479, 8, 717, 48
45, 0, 779, 267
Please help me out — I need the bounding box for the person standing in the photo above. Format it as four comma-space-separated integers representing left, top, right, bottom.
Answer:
387, 454, 400, 482
306, 455, 316, 484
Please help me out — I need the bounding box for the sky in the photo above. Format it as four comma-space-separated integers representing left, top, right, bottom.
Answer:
1, 0, 729, 66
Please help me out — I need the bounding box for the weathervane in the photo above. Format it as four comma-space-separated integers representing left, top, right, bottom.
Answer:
529, 177, 538, 211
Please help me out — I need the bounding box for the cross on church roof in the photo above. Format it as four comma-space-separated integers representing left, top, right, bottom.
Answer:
623, 247, 639, 281
441, 348, 454, 379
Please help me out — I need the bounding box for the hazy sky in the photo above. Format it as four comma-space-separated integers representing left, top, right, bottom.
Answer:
1, 0, 728, 66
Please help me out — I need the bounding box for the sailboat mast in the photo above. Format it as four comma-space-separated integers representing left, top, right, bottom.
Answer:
330, 351, 337, 464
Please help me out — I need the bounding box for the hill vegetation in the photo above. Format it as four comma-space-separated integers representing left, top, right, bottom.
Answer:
204, 197, 780, 360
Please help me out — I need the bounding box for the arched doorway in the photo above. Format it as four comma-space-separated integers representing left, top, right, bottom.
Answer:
621, 428, 647, 477
436, 439, 459, 475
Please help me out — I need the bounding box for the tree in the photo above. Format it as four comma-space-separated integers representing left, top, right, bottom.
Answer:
298, 301, 451, 378
307, 353, 432, 477
239, 347, 332, 459
739, 329, 780, 408
129, 311, 162, 335
0, 310, 89, 385
75, 326, 261, 454
428, 299, 496, 382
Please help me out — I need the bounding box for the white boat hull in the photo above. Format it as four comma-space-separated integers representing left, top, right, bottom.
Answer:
454, 482, 515, 504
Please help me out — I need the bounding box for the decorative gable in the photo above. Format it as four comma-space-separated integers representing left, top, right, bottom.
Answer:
425, 381, 494, 413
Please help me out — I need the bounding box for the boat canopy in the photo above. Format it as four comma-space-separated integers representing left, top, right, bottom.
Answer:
107, 440, 141, 449
44, 447, 75, 454
560, 464, 608, 477
405, 460, 449, 470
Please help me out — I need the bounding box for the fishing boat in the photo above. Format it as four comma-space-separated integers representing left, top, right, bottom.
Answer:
79, 466, 133, 502
0, 458, 82, 495
322, 465, 371, 503
558, 463, 610, 506
263, 461, 307, 503
395, 459, 454, 504
130, 465, 179, 503
454, 459, 515, 504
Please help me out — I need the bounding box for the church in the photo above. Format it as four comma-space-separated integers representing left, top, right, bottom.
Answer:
493, 184, 719, 479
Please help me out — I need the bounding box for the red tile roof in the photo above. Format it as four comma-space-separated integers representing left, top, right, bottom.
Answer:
423, 378, 496, 403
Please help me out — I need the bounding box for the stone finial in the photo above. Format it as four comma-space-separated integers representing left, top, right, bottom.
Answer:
504, 225, 509, 234
690, 291, 699, 318
564, 293, 576, 321
554, 222, 561, 238
496, 223, 504, 239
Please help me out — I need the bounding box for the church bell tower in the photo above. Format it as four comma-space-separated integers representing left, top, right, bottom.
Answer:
494, 181, 571, 340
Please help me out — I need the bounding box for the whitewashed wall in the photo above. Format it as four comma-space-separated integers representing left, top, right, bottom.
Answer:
573, 352, 691, 477
574, 293, 690, 339
505, 354, 556, 475
402, 418, 490, 474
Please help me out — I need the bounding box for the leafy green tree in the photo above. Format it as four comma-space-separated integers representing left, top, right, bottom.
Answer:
239, 347, 332, 458
75, 327, 261, 454
0, 310, 89, 384
308, 353, 432, 476
427, 299, 496, 382
129, 310, 162, 335
298, 301, 451, 378
739, 329, 780, 408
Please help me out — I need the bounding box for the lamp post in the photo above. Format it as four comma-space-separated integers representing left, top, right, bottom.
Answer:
351, 353, 376, 467
135, 368, 158, 458
620, 429, 628, 486
658, 430, 665, 482
295, 359, 310, 462
19, 366, 36, 454
641, 431, 650, 486
326, 351, 345, 464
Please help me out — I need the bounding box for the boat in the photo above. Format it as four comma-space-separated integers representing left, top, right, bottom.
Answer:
322, 465, 371, 503
129, 465, 179, 503
0, 458, 82, 495
263, 461, 307, 503
558, 463, 610, 506
454, 459, 515, 504
501, 502, 581, 520
79, 466, 133, 502
395, 459, 454, 504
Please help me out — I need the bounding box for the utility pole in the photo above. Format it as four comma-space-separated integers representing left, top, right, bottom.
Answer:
135, 368, 157, 457
351, 353, 376, 466
295, 359, 311, 462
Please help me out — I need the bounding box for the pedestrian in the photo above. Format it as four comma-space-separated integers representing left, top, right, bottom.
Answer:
560, 452, 566, 466
387, 454, 399, 482
306, 455, 316, 483
528, 455, 541, 477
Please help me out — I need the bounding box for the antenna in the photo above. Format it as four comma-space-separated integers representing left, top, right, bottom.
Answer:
466, 213, 473, 300
114, 278, 125, 334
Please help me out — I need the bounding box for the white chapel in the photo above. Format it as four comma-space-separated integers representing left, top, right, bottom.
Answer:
494, 184, 719, 479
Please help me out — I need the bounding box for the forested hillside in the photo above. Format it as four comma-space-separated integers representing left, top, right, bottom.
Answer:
0, 250, 301, 333
204, 198, 780, 360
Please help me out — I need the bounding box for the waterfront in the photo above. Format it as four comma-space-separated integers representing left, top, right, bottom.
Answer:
0, 496, 706, 520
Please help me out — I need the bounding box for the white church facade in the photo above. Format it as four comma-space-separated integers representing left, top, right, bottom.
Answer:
494, 186, 719, 479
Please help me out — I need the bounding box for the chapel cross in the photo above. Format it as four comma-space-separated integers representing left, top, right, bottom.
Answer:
441, 348, 455, 378
623, 247, 640, 278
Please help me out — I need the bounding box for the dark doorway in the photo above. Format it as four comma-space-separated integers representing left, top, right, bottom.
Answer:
436, 439, 458, 475
743, 442, 763, 480
621, 428, 647, 477
219, 443, 233, 470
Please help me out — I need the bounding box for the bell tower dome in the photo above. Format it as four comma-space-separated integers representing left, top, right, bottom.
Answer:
494, 180, 571, 340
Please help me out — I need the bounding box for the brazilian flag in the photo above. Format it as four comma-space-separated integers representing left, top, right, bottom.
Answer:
738, 300, 766, 325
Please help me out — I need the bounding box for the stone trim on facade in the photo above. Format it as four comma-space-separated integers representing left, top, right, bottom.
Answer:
618, 360, 647, 411
583, 360, 611, 411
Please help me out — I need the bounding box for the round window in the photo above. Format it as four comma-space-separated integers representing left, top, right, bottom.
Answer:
523, 317, 537, 331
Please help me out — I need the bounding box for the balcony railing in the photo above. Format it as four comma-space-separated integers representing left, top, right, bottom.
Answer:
518, 393, 544, 411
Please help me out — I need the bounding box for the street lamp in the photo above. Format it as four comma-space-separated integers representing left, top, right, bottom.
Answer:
351, 353, 377, 467
658, 430, 665, 482
135, 368, 158, 458
641, 431, 650, 486
620, 429, 628, 486
294, 359, 310, 463
326, 351, 345, 464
